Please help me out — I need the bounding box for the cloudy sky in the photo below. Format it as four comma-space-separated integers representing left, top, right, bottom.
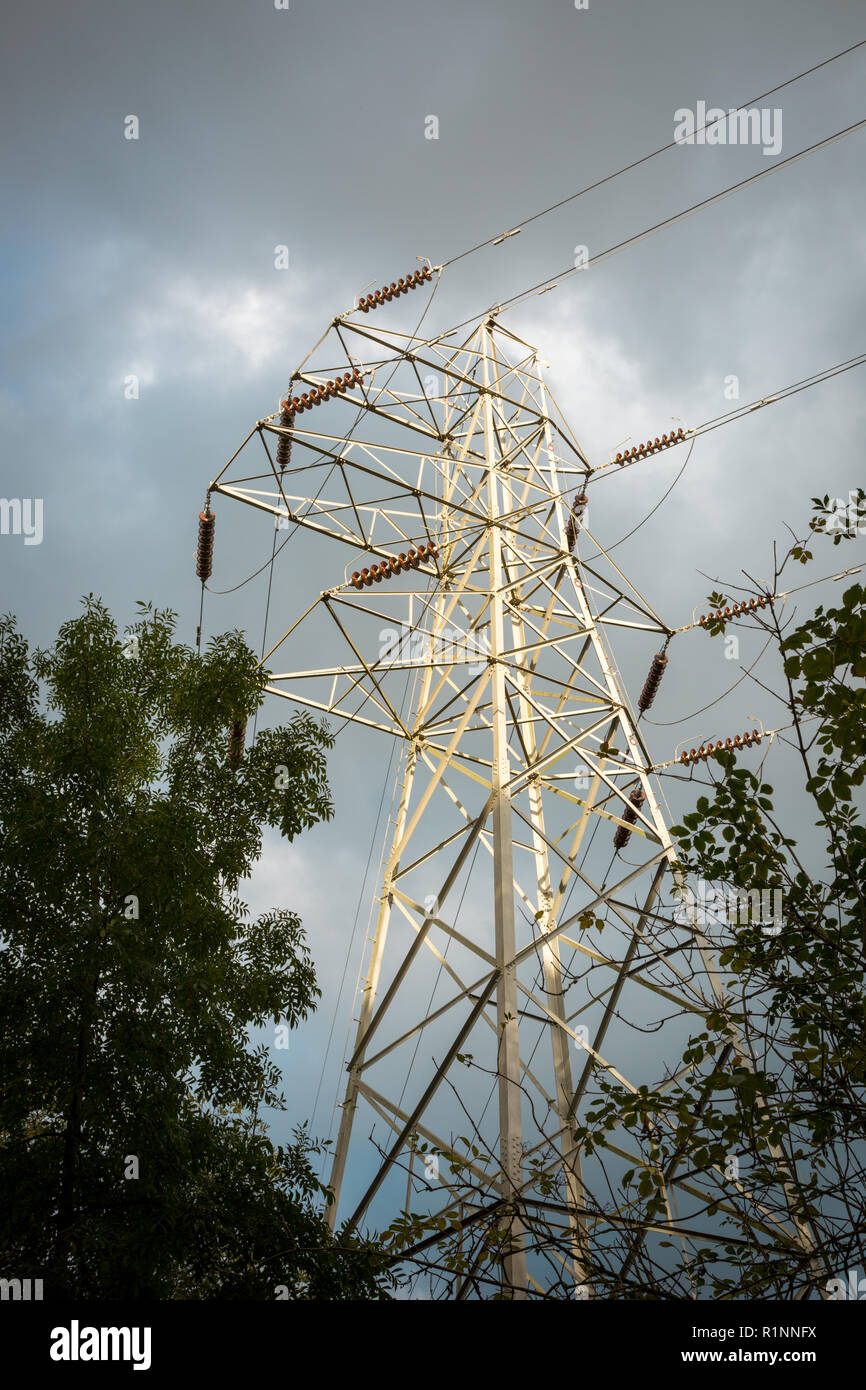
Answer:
2, 0, 864, 1227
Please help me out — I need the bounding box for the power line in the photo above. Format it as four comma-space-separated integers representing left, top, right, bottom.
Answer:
440, 39, 866, 270
591, 351, 866, 479
438, 118, 866, 337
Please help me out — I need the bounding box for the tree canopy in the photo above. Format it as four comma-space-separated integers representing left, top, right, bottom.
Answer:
0, 597, 392, 1299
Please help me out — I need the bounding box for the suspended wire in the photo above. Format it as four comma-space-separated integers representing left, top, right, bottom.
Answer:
315, 663, 424, 1171
689, 352, 866, 436
310, 706, 407, 1136
251, 524, 279, 742
396, 839, 481, 1118
591, 352, 866, 484
439, 118, 866, 338
647, 630, 776, 727
196, 582, 205, 655
583, 432, 698, 561
203, 469, 333, 596
690, 356, 866, 441
440, 39, 866, 269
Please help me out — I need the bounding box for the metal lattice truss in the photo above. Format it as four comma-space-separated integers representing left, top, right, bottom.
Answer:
208, 315, 817, 1298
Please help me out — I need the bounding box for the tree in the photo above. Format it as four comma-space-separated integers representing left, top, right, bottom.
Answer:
387, 493, 866, 1299
0, 597, 393, 1299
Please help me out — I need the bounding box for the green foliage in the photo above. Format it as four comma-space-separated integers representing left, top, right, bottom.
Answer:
0, 598, 392, 1299
808, 490, 866, 545
570, 497, 866, 1299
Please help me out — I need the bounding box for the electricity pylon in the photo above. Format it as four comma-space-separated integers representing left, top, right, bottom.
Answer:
206, 305, 813, 1299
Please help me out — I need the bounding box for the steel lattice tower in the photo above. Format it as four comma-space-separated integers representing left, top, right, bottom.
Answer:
206, 305, 817, 1299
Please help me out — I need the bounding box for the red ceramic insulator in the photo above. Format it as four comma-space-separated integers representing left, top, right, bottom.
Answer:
196, 509, 216, 582
614, 787, 646, 849
351, 572, 362, 589
361, 568, 372, 587
276, 407, 293, 470
227, 719, 246, 767
638, 652, 668, 712
359, 297, 369, 312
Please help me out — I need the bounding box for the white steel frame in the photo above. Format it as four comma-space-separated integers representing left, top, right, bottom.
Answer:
207, 311, 818, 1299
